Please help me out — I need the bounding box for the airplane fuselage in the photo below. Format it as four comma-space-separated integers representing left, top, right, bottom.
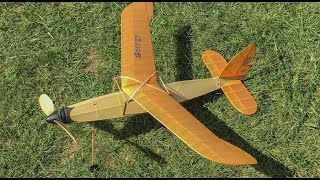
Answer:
52, 78, 232, 124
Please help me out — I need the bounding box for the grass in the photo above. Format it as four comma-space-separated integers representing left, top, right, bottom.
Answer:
0, 2, 319, 178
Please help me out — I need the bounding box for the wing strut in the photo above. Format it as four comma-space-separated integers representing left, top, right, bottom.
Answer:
111, 72, 170, 115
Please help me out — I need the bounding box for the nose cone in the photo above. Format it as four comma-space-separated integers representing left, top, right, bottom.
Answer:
46, 111, 60, 124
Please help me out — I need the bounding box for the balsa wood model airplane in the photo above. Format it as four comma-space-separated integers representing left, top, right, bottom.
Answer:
39, 2, 258, 167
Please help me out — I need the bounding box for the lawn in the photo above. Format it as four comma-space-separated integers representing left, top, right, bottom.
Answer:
0, 2, 319, 178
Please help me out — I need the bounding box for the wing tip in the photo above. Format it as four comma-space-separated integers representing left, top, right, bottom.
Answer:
122, 2, 154, 18
217, 159, 257, 166
207, 144, 258, 166
240, 106, 258, 115
201, 49, 221, 59
202, 150, 257, 166
145, 2, 154, 20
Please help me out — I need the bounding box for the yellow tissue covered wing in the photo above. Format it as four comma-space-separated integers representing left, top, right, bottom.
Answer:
123, 85, 257, 165
121, 2, 158, 89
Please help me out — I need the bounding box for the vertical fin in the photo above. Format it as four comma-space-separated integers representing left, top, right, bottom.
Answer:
219, 45, 256, 78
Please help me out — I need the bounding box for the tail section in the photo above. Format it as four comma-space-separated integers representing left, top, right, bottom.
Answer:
201, 45, 258, 115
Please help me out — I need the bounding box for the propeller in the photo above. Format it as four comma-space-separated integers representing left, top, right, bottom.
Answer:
39, 94, 55, 116
39, 94, 77, 144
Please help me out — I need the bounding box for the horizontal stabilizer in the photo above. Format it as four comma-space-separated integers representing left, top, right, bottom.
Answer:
221, 80, 257, 115
202, 50, 228, 78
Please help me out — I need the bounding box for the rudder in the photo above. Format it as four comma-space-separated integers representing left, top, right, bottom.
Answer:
219, 45, 256, 78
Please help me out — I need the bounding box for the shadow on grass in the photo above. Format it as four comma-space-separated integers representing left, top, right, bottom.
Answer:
95, 24, 294, 177
95, 114, 166, 165
174, 24, 194, 81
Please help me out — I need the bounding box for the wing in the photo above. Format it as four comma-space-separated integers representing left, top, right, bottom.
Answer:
121, 2, 157, 89
123, 85, 257, 165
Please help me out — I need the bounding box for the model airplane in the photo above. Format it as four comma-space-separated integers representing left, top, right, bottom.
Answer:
39, 2, 258, 167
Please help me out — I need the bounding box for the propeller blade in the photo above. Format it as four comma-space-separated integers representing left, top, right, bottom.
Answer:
39, 94, 55, 116
53, 120, 78, 144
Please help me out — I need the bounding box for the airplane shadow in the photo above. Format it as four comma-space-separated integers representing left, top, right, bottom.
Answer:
95, 114, 167, 165
95, 25, 294, 177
